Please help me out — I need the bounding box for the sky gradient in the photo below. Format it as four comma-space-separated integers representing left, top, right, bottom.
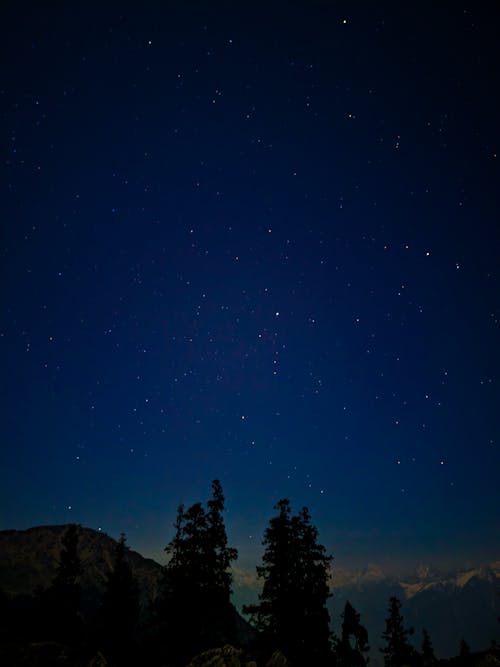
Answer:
1, 2, 499, 576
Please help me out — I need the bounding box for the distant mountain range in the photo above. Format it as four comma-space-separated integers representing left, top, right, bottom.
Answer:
328, 561, 500, 660
0, 526, 498, 661
233, 561, 500, 661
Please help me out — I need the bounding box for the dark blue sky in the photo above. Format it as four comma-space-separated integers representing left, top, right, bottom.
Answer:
1, 3, 499, 573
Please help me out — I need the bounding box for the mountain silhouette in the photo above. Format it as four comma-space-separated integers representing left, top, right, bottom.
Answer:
1, 525, 497, 661
0, 524, 256, 647
0, 525, 161, 607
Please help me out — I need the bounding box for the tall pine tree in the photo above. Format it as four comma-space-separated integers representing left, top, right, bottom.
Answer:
244, 499, 333, 666
380, 597, 415, 667
99, 533, 140, 664
206, 479, 238, 598
152, 481, 237, 665
421, 629, 435, 664
205, 479, 239, 645
459, 639, 471, 661
45, 524, 83, 644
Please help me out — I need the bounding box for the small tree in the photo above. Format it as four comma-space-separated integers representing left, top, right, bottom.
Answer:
244, 499, 333, 665
380, 597, 415, 667
421, 629, 435, 663
339, 600, 370, 666
99, 533, 140, 662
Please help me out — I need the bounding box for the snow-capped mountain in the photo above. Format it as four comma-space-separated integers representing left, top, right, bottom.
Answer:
329, 561, 500, 661
395, 562, 500, 599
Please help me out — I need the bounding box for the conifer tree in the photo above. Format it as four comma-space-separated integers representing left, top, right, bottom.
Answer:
245, 499, 293, 639
459, 639, 471, 659
150, 504, 188, 665
244, 499, 333, 666
46, 524, 83, 643
158, 502, 210, 663
421, 629, 435, 663
340, 600, 370, 666
293, 507, 333, 663
152, 482, 237, 665
207, 479, 238, 598
99, 533, 140, 663
380, 597, 415, 667
205, 479, 239, 644
0, 587, 13, 641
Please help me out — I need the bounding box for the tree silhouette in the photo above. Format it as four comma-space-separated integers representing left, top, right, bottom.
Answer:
206, 479, 238, 598
244, 499, 333, 666
99, 533, 140, 663
205, 479, 239, 646
151, 481, 237, 665
0, 586, 14, 642
154, 502, 209, 664
244, 500, 293, 641
421, 629, 435, 664
380, 596, 415, 667
45, 524, 83, 644
459, 639, 471, 660
339, 600, 370, 666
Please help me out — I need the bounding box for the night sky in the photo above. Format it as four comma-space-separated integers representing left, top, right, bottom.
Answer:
1, 3, 499, 579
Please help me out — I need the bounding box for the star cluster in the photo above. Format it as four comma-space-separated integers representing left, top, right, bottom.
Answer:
1, 3, 498, 571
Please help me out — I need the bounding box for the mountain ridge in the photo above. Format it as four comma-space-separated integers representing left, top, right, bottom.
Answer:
1, 525, 498, 660
0, 524, 162, 604
328, 561, 500, 660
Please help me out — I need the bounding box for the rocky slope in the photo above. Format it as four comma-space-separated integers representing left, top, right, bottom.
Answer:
0, 524, 256, 646
0, 524, 162, 605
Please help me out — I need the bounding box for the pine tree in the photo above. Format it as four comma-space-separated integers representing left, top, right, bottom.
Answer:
152, 482, 238, 665
205, 479, 238, 645
245, 499, 293, 639
421, 629, 435, 664
293, 507, 333, 663
206, 479, 238, 598
244, 499, 333, 666
340, 600, 370, 666
150, 504, 188, 665
380, 597, 415, 667
99, 533, 140, 663
46, 524, 83, 644
459, 639, 471, 659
